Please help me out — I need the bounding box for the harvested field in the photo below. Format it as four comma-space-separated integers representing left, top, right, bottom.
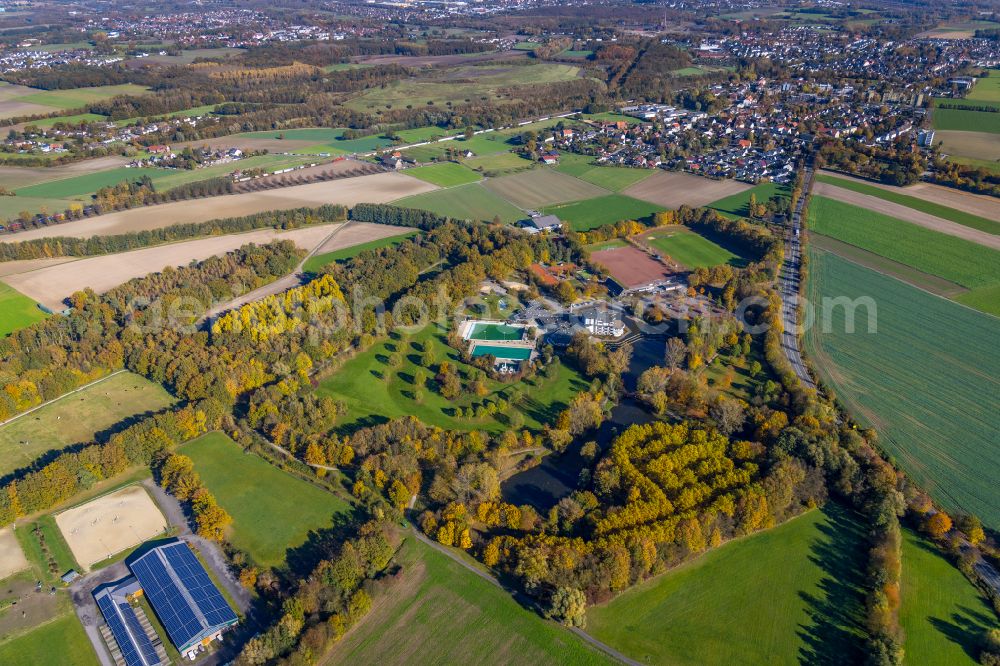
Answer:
819, 170, 1000, 222
5, 224, 344, 310
0, 257, 74, 278
55, 485, 167, 569
590, 245, 674, 288
0, 172, 436, 243
935, 130, 1000, 162
483, 169, 608, 208
0, 526, 29, 580
812, 183, 1000, 250
172, 136, 318, 153
624, 171, 751, 209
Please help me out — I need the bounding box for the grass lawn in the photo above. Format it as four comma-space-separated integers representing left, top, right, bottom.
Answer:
587, 505, 868, 665
900, 530, 995, 664
0, 371, 177, 478
303, 231, 417, 273
463, 152, 534, 175
708, 182, 789, 219
805, 250, 1000, 530
324, 534, 613, 665
0, 612, 98, 666
391, 125, 452, 143
316, 323, 587, 434
555, 154, 654, 192
967, 70, 1000, 102
0, 281, 47, 337
540, 194, 664, 231
933, 107, 1000, 134
184, 432, 352, 567
404, 162, 481, 187
808, 196, 1000, 292
642, 225, 743, 268
815, 174, 1000, 235
584, 239, 628, 252
15, 84, 149, 110
393, 183, 525, 223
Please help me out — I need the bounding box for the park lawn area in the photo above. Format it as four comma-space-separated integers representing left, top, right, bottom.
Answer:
463, 152, 534, 175
0, 612, 98, 666
555, 154, 654, 192
805, 250, 1000, 530
900, 530, 995, 664
0, 371, 177, 478
808, 196, 1000, 291
15, 84, 149, 110
540, 194, 664, 231
708, 182, 789, 219
316, 323, 587, 434
393, 183, 525, 224
303, 231, 418, 273
815, 174, 1000, 235
587, 504, 868, 665
642, 225, 744, 268
0, 281, 47, 336
324, 534, 613, 665
184, 432, 352, 567
404, 162, 482, 187
933, 107, 1000, 134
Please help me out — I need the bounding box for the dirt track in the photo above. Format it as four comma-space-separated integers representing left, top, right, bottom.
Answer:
624, 171, 751, 209
819, 170, 1000, 222
0, 172, 437, 242
813, 182, 1000, 250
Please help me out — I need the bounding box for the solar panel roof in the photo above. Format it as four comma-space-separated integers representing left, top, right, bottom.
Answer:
128, 540, 238, 652
94, 587, 161, 666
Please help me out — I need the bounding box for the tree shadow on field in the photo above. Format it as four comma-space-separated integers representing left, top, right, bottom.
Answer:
929, 606, 995, 660
283, 508, 366, 580
797, 503, 869, 665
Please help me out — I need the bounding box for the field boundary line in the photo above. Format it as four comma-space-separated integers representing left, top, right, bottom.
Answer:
0, 368, 126, 429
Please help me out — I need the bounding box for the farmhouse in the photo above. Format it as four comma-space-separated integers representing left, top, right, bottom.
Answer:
520, 213, 563, 234
94, 540, 238, 664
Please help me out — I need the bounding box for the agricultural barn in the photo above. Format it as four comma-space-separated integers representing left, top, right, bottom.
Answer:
94, 540, 238, 664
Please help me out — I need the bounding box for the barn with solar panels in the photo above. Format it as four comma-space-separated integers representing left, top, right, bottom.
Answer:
93, 539, 238, 664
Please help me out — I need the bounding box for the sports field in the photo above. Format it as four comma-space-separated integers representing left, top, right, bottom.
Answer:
484, 169, 609, 209
587, 505, 868, 665
590, 245, 672, 288
0, 371, 177, 477
303, 230, 417, 273
467, 322, 525, 341
805, 250, 1000, 530
640, 226, 743, 268
393, 183, 525, 223
316, 323, 586, 434
0, 281, 47, 337
900, 530, 995, 664
185, 432, 352, 567
540, 194, 664, 231
0, 611, 99, 666
404, 162, 481, 187
324, 535, 613, 665
0, 526, 29, 581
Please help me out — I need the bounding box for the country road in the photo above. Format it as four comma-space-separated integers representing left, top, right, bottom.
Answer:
779, 166, 816, 389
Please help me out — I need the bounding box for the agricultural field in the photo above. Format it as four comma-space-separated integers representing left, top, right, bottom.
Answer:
316, 323, 587, 434
554, 154, 654, 191
805, 250, 1000, 530
303, 230, 418, 273
13, 166, 169, 199
639, 226, 744, 268
966, 70, 1000, 101
12, 84, 149, 110
932, 107, 1000, 134
0, 610, 98, 666
184, 432, 352, 567
0, 281, 47, 337
588, 505, 868, 665
404, 162, 481, 187
324, 535, 613, 665
815, 174, 1000, 234
236, 128, 395, 155
484, 170, 608, 209
0, 371, 176, 477
708, 182, 788, 219
540, 194, 664, 232
899, 530, 996, 664
934, 130, 1000, 173
392, 183, 525, 223
27, 112, 107, 128
463, 152, 534, 175
623, 171, 751, 209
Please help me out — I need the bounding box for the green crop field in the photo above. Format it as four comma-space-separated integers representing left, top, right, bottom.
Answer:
391, 125, 452, 143
237, 128, 395, 154
13, 167, 167, 199
184, 432, 352, 567
303, 231, 417, 273
0, 612, 98, 666
463, 152, 534, 175
393, 183, 525, 223
404, 162, 481, 187
0, 194, 76, 222
555, 154, 654, 191
805, 250, 1000, 530
966, 70, 1000, 102
588, 505, 868, 665
540, 194, 664, 232
316, 323, 587, 434
403, 134, 512, 162
708, 182, 789, 219
15, 84, 149, 110
900, 530, 995, 664
642, 226, 744, 268
815, 174, 1000, 235
28, 112, 107, 128
484, 169, 608, 209
325, 535, 613, 665
933, 107, 1000, 134
0, 371, 177, 477
808, 197, 1000, 297
0, 281, 47, 337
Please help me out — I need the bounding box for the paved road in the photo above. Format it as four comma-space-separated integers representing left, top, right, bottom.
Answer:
778, 167, 816, 389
